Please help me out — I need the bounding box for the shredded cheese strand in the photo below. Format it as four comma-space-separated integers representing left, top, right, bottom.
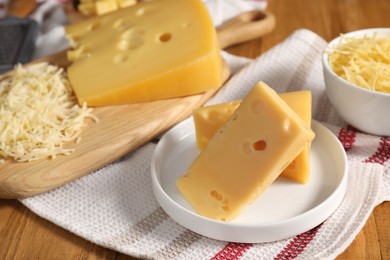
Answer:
0, 62, 98, 162
327, 33, 390, 93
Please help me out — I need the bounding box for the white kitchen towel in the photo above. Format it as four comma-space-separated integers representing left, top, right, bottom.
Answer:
20, 28, 390, 259
30, 0, 69, 59
204, 0, 267, 26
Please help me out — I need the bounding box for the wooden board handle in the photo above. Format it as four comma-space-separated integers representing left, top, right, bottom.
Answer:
217, 10, 276, 49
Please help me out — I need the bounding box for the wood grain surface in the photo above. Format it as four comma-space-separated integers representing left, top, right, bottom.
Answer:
1, 0, 389, 259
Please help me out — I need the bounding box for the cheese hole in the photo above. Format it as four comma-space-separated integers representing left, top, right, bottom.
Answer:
222, 205, 230, 211
181, 22, 191, 28
159, 33, 172, 43
113, 54, 128, 63
210, 190, 223, 201
136, 8, 145, 16
87, 22, 100, 31
121, 29, 144, 39
118, 37, 143, 50
114, 19, 133, 31
118, 40, 129, 50
251, 98, 266, 115
253, 140, 267, 151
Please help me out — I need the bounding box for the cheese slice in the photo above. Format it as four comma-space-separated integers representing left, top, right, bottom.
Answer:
176, 82, 315, 221
65, 0, 222, 106
193, 91, 312, 183
279, 91, 312, 183
194, 100, 241, 150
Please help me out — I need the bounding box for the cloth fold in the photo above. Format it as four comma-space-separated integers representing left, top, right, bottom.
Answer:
20, 29, 390, 259
30, 0, 69, 59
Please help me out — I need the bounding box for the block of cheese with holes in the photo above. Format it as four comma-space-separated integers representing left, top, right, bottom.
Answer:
176, 82, 315, 221
193, 91, 312, 183
65, 0, 222, 106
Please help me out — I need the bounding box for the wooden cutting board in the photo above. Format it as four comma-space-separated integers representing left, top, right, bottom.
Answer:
0, 10, 275, 199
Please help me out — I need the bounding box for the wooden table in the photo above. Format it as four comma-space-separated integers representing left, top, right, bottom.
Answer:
1, 0, 389, 259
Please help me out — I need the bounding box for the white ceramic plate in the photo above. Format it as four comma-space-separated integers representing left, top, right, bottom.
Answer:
151, 118, 348, 243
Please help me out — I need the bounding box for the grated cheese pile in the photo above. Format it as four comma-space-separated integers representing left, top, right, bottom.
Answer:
0, 62, 98, 163
327, 33, 390, 93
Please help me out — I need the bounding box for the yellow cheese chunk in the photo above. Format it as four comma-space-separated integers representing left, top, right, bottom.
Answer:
279, 91, 312, 183
77, 0, 137, 16
193, 91, 312, 183
117, 0, 137, 8
177, 82, 315, 221
66, 0, 222, 106
95, 0, 118, 15
78, 3, 96, 16
194, 100, 241, 150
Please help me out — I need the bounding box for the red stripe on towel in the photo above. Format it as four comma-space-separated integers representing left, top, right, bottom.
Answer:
338, 126, 357, 150
365, 137, 390, 165
274, 224, 322, 260
211, 243, 252, 260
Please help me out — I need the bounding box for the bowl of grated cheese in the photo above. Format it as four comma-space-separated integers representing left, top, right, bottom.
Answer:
322, 28, 390, 136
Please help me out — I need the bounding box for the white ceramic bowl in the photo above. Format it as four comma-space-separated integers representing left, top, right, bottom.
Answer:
322, 28, 390, 136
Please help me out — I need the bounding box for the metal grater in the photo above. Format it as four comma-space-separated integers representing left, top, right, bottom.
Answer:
0, 16, 38, 74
